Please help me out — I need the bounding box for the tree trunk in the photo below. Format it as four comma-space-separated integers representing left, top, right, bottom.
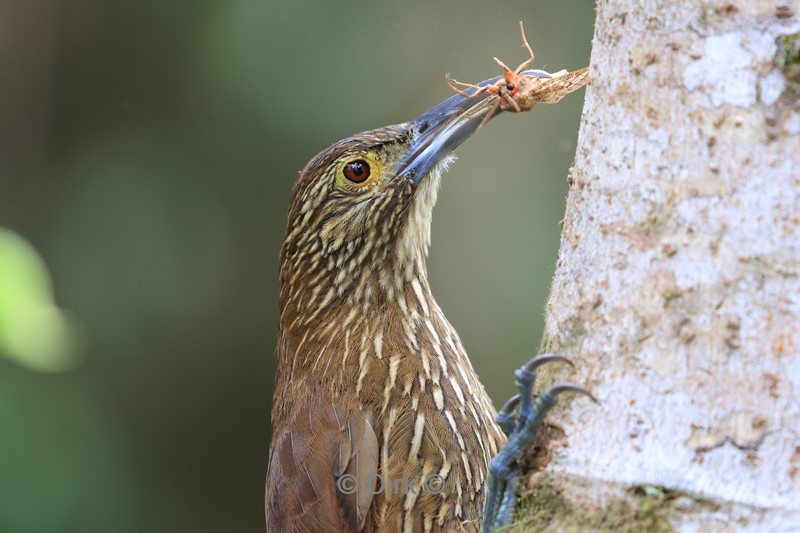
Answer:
527, 2, 800, 530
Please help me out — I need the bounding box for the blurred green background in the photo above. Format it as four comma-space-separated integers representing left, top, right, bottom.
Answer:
0, 1, 593, 531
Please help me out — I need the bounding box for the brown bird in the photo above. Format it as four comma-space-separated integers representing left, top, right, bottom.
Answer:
266, 73, 591, 533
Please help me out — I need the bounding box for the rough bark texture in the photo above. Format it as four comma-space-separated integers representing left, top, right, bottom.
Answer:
528, 1, 800, 531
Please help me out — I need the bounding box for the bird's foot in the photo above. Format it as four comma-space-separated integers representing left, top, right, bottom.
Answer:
481, 354, 596, 533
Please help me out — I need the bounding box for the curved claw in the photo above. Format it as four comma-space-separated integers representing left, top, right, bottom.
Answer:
483, 354, 597, 533
496, 394, 522, 436
544, 382, 599, 404
499, 394, 521, 415
523, 353, 575, 374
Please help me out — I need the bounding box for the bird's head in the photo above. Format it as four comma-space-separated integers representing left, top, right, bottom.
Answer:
280, 79, 504, 310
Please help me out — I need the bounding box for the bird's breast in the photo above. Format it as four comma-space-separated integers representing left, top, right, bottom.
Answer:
275, 281, 505, 531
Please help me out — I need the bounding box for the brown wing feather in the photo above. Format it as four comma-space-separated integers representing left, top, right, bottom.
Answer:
337, 411, 379, 531
266, 399, 379, 533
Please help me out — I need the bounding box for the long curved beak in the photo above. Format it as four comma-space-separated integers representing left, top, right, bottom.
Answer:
395, 70, 554, 184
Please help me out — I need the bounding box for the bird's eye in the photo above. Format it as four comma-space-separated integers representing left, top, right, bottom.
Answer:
343, 160, 370, 183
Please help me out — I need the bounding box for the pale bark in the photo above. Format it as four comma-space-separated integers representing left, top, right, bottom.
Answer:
537, 1, 800, 530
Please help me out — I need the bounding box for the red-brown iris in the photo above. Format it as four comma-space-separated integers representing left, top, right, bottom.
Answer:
343, 160, 370, 183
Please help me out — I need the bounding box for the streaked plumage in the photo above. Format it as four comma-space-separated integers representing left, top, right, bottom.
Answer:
267, 123, 505, 532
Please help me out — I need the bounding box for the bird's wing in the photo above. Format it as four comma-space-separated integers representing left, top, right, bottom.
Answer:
266, 401, 379, 533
